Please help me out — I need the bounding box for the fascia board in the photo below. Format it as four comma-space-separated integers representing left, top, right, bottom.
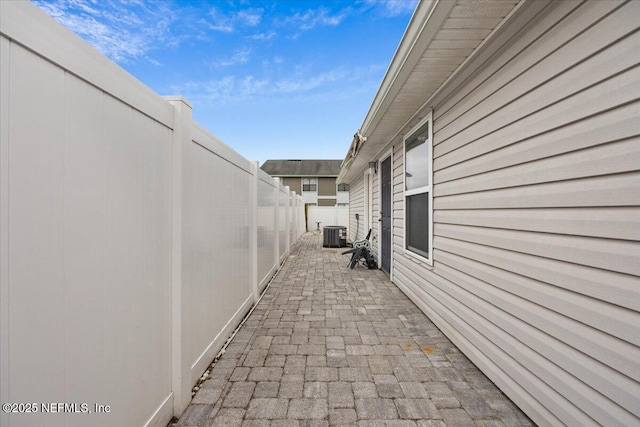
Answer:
359, 0, 455, 137
339, 0, 455, 184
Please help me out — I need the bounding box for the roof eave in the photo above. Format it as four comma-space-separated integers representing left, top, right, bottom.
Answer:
338, 0, 529, 184
338, 0, 452, 183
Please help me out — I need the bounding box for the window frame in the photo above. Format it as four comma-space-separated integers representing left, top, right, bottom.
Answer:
403, 112, 433, 266
302, 177, 317, 192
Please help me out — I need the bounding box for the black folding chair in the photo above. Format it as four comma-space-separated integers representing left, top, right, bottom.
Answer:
342, 229, 377, 269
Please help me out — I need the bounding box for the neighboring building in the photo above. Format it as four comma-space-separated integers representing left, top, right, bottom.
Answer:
338, 1, 639, 427
261, 159, 349, 206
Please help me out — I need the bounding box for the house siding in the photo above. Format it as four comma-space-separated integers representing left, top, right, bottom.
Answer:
317, 198, 336, 207
391, 143, 404, 269
281, 177, 301, 195
371, 169, 380, 258
347, 173, 365, 243
388, 1, 640, 427
318, 177, 337, 196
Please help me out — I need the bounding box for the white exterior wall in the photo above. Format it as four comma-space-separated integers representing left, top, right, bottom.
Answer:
347, 175, 365, 242
385, 2, 640, 426
0, 3, 305, 427
371, 170, 381, 257
301, 189, 318, 204
306, 205, 349, 232
348, 170, 382, 255
336, 189, 349, 204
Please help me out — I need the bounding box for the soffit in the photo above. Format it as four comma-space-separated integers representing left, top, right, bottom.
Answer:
339, 0, 521, 183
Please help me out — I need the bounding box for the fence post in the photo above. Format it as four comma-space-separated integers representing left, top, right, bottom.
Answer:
294, 195, 298, 240
299, 197, 304, 238
165, 96, 192, 417
292, 193, 298, 241
250, 161, 259, 304
0, 31, 8, 427
284, 186, 291, 256
274, 178, 280, 265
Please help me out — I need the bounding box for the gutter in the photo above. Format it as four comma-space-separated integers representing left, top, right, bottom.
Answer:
338, 0, 453, 183
359, 0, 443, 137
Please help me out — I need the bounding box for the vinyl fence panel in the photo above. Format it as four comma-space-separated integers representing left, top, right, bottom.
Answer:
0, 3, 304, 426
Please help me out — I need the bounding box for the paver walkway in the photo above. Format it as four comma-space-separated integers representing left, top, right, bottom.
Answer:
172, 233, 534, 427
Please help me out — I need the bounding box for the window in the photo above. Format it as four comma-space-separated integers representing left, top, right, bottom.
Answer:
302, 178, 317, 192
337, 184, 350, 191
404, 114, 433, 263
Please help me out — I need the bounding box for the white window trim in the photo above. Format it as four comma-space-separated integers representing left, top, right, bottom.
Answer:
403, 112, 433, 266
302, 177, 317, 192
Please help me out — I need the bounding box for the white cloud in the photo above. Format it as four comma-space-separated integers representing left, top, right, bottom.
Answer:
171, 68, 352, 104
237, 9, 263, 26
239, 76, 269, 95
283, 7, 349, 31
360, 0, 418, 17
251, 31, 277, 41
261, 56, 284, 69
172, 75, 266, 102
211, 48, 252, 68
204, 8, 234, 32
204, 7, 263, 33
275, 70, 348, 93
33, 0, 179, 63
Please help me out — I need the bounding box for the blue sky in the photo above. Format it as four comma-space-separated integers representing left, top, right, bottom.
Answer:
34, 0, 417, 164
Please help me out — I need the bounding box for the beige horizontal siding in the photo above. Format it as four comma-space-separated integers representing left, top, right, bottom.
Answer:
435, 207, 640, 240
435, 101, 640, 184
437, 137, 639, 196
437, 172, 640, 209
434, 0, 626, 138
435, 247, 640, 364
390, 145, 405, 268
390, 1, 640, 426
282, 177, 301, 195
318, 177, 336, 196
435, 67, 640, 169
438, 223, 639, 276
437, 235, 639, 313
317, 198, 336, 207
348, 176, 364, 243
370, 168, 381, 258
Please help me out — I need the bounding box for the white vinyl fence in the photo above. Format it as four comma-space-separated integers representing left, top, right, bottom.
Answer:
0, 3, 304, 427
306, 205, 350, 232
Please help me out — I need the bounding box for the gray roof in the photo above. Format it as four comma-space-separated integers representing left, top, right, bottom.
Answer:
260, 159, 342, 177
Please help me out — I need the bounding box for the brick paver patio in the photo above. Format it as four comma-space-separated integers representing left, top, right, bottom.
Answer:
172, 233, 534, 426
